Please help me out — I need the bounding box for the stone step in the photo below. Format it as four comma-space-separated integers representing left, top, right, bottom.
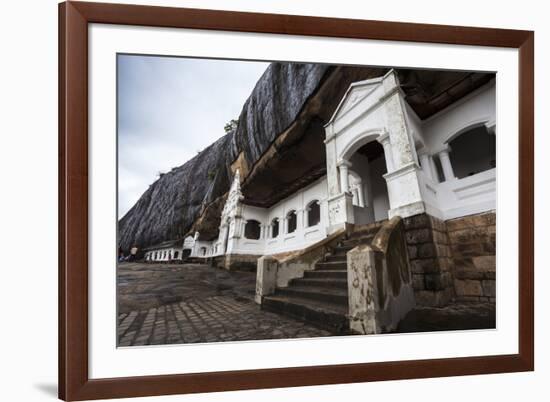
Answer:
276, 285, 348, 306
315, 261, 347, 271
331, 245, 354, 255
261, 295, 349, 333
303, 270, 347, 279
290, 277, 348, 290
324, 254, 347, 263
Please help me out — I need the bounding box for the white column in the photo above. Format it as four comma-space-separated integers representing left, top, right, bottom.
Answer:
419, 152, 434, 181
438, 148, 455, 181
338, 160, 351, 193
428, 156, 439, 183
381, 72, 415, 168
376, 132, 395, 172
324, 126, 340, 197
357, 185, 365, 208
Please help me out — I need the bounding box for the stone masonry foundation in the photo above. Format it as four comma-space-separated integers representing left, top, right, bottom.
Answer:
446, 211, 496, 302
403, 214, 454, 307
403, 211, 496, 307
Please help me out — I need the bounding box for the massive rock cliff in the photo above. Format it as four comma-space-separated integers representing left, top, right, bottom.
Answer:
118, 132, 236, 251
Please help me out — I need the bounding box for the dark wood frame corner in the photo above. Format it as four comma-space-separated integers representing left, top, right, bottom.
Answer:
58, 1, 534, 400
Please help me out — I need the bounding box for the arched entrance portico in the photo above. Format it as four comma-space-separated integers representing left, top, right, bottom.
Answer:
324, 70, 425, 233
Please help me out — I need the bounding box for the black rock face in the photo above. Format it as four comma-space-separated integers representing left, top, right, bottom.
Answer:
118, 133, 237, 250
118, 63, 332, 251
233, 63, 331, 164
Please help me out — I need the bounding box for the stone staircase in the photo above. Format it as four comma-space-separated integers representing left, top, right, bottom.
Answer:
261, 222, 384, 333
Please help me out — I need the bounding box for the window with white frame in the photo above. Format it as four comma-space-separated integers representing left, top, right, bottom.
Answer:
306, 200, 320, 227
271, 218, 279, 238
286, 210, 297, 234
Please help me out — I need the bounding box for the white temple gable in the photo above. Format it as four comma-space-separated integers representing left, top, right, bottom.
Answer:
328, 77, 384, 124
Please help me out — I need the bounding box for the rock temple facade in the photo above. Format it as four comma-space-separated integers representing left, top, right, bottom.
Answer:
133, 66, 496, 334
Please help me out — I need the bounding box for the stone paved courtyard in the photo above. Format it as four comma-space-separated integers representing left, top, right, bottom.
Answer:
117, 262, 331, 346
117, 262, 495, 347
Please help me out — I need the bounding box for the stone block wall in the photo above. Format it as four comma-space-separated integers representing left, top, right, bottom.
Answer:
403, 214, 454, 307
446, 212, 496, 302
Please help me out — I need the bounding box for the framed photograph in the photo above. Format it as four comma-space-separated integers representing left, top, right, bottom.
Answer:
59, 1, 534, 400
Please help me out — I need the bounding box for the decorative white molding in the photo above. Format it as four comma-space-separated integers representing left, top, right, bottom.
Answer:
376, 131, 391, 146
336, 159, 352, 168
431, 143, 452, 155
485, 119, 496, 134
337, 128, 387, 161
382, 161, 418, 181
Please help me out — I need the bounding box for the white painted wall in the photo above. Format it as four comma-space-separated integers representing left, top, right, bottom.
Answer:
213, 176, 330, 256
263, 177, 329, 254
194, 240, 214, 257
145, 235, 215, 261
404, 100, 424, 151
421, 81, 496, 153
418, 167, 496, 220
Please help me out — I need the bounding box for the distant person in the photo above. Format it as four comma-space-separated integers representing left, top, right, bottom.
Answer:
130, 245, 138, 261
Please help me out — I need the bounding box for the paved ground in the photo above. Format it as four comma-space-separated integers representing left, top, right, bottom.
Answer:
117, 262, 495, 347
117, 262, 257, 314
117, 262, 331, 346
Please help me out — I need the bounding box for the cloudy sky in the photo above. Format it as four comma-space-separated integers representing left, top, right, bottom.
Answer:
117, 55, 269, 218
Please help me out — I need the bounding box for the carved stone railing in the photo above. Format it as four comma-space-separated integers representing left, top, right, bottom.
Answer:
347, 216, 415, 334
255, 227, 349, 304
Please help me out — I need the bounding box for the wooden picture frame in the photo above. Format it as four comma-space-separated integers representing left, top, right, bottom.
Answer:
59, 1, 534, 400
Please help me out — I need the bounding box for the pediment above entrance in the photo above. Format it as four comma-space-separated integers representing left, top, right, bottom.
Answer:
327, 77, 384, 125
